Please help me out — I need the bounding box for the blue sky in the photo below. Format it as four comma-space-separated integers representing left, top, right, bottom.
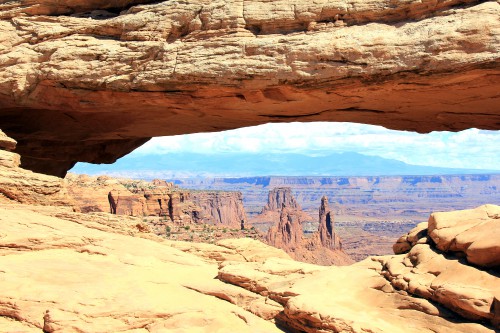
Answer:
130, 122, 499, 170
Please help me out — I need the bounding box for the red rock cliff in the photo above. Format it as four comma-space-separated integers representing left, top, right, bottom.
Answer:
318, 196, 342, 251
190, 192, 247, 227
266, 204, 304, 252
264, 189, 352, 265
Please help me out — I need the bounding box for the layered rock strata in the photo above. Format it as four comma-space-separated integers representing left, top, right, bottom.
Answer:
190, 191, 247, 227
252, 187, 313, 226
265, 192, 352, 265
0, 129, 71, 206
386, 206, 500, 328
0, 0, 498, 176
262, 187, 300, 212
65, 173, 138, 213
266, 204, 304, 253
317, 195, 341, 250
67, 174, 247, 226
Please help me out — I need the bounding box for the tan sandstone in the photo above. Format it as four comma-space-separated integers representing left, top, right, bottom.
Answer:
0, 0, 498, 176
0, 198, 498, 332
428, 204, 500, 267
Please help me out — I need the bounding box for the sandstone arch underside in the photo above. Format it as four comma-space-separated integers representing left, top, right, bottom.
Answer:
0, 0, 499, 176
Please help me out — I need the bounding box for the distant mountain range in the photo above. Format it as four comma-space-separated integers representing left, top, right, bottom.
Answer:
71, 151, 499, 178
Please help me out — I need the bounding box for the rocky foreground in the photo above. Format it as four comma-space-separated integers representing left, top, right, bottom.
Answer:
1, 130, 498, 331
0, 201, 498, 332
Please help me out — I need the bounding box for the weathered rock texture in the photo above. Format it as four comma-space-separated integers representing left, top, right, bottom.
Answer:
0, 196, 497, 332
266, 203, 304, 253
318, 195, 341, 251
265, 191, 352, 265
428, 204, 500, 267
190, 191, 247, 227
0, 204, 285, 333
0, 129, 71, 206
1, 0, 499, 176
66, 173, 136, 213
299, 197, 352, 265
262, 187, 300, 212
253, 187, 313, 226
67, 174, 247, 225
388, 205, 500, 327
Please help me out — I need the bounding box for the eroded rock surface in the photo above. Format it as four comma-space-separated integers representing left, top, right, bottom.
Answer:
318, 195, 341, 251
428, 204, 500, 267
266, 203, 304, 253
1, 0, 499, 175
67, 174, 247, 226
0, 198, 498, 332
384, 205, 500, 327
190, 191, 247, 227
0, 205, 283, 333
0, 130, 71, 206
265, 192, 353, 265
253, 186, 313, 226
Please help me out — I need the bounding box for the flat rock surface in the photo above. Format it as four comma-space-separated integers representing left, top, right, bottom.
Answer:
0, 205, 283, 333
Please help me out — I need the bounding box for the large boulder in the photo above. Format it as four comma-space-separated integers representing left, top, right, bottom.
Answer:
386, 205, 500, 328
428, 204, 500, 267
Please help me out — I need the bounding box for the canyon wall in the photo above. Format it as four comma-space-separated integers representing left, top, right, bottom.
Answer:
175, 175, 500, 220
0, 0, 498, 176
67, 174, 246, 226
262, 187, 300, 212
190, 192, 246, 227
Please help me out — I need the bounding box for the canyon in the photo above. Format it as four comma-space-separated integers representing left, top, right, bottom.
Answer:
0, 128, 498, 332
0, 0, 499, 331
171, 175, 500, 221
0, 0, 499, 176
169, 175, 500, 260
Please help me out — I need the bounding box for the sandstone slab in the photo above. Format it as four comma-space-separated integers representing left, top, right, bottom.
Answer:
0, 202, 498, 332
428, 204, 500, 267
0, 206, 284, 333
0, 130, 72, 206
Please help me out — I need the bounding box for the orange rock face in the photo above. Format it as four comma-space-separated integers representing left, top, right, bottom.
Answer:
190, 191, 247, 227
0, 0, 498, 176
385, 205, 500, 328
317, 195, 341, 251
265, 189, 352, 265
67, 174, 247, 226
428, 205, 500, 268
266, 204, 304, 253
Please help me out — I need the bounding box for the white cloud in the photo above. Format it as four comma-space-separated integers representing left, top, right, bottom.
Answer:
131, 122, 500, 170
